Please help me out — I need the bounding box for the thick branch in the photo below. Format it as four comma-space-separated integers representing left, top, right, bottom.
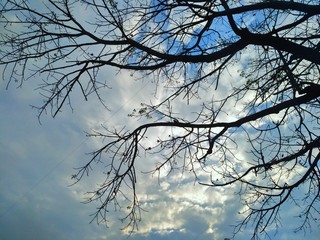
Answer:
130, 89, 320, 132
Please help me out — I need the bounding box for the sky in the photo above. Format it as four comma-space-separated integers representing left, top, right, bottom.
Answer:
1, 62, 320, 240
0, 65, 237, 240
1, 1, 320, 240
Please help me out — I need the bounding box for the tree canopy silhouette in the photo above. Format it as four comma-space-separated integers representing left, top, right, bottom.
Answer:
1, 0, 320, 239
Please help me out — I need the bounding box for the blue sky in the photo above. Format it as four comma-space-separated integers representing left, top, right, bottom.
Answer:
1, 1, 320, 240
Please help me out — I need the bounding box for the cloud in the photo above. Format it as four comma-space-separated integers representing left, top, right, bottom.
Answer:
1, 3, 319, 240
1, 63, 320, 240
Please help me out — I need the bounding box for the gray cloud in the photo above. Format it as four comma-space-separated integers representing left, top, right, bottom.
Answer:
2, 71, 320, 240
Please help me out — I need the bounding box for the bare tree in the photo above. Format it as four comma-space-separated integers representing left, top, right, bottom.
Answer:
1, 0, 320, 239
